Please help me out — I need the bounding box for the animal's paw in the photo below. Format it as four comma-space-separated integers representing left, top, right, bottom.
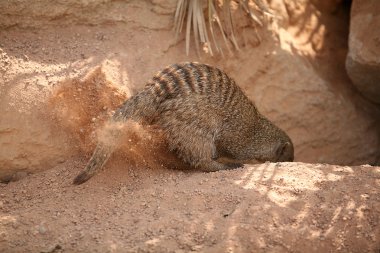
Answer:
225, 163, 244, 170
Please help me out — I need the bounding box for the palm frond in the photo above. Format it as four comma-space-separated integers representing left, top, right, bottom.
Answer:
174, 0, 272, 56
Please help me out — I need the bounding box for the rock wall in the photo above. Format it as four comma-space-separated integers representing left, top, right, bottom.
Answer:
0, 0, 379, 180
346, 0, 380, 104
0, 0, 176, 29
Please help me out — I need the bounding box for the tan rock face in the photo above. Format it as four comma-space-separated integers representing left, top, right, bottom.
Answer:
0, 0, 379, 181
0, 0, 177, 29
346, 0, 380, 103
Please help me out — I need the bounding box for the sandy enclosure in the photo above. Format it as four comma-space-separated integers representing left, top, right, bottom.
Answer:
0, 0, 379, 252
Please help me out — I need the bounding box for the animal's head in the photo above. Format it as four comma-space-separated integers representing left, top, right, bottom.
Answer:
243, 115, 294, 162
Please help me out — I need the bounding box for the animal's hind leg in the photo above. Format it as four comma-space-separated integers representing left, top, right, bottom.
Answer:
199, 160, 243, 172
166, 129, 241, 172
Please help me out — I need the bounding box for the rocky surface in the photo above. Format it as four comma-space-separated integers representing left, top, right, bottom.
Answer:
346, 0, 380, 103
0, 0, 176, 29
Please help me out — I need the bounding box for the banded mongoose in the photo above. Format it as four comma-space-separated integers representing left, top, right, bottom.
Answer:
73, 62, 294, 184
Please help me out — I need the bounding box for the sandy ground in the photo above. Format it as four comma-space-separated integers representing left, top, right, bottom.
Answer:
1, 157, 379, 253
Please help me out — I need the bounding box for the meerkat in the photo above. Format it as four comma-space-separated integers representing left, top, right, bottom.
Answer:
73, 62, 294, 184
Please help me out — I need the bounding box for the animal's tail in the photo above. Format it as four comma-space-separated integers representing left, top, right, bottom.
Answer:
73, 144, 113, 184
73, 88, 159, 184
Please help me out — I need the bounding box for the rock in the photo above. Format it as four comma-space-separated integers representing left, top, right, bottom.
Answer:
38, 225, 47, 234
0, 0, 175, 30
346, 0, 380, 103
311, 0, 343, 13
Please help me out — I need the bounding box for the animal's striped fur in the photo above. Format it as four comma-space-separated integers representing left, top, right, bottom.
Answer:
73, 62, 294, 184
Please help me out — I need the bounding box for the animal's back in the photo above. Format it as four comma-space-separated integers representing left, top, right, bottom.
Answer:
146, 63, 258, 163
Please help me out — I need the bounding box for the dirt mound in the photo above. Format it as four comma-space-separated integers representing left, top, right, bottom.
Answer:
1, 160, 379, 252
